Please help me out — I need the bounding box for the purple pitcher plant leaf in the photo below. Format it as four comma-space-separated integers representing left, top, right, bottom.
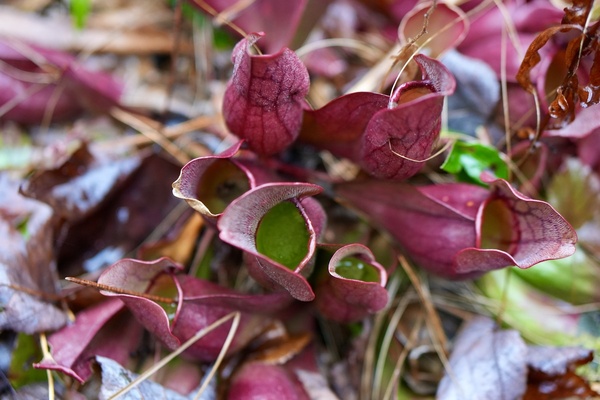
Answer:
222, 33, 310, 156
34, 298, 142, 383
218, 183, 325, 301
172, 141, 256, 221
336, 178, 576, 279
97, 257, 285, 361
398, 1, 469, 58
228, 361, 309, 400
360, 54, 455, 179
300, 54, 455, 180
455, 178, 577, 275
0, 39, 122, 124
299, 92, 389, 160
228, 339, 327, 400
316, 244, 388, 323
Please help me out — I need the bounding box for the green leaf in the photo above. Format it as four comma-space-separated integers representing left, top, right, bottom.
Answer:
335, 256, 380, 282
70, 0, 92, 29
9, 333, 47, 388
256, 201, 310, 269
512, 246, 599, 305
441, 141, 508, 185
546, 158, 600, 230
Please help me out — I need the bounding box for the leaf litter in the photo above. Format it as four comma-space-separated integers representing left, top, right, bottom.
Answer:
1, 0, 600, 399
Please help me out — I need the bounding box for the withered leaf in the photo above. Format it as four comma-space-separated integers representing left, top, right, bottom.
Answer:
0, 176, 67, 334
437, 316, 528, 400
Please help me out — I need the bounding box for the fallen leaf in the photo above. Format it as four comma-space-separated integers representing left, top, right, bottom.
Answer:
96, 356, 212, 400
0, 39, 122, 124
437, 316, 528, 400
34, 298, 142, 383
0, 176, 67, 333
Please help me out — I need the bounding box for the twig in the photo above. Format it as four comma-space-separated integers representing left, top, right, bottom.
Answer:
65, 277, 176, 304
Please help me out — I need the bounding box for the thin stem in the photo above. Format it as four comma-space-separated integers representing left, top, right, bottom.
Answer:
65, 277, 177, 304
39, 333, 55, 400
108, 312, 241, 400
193, 312, 241, 400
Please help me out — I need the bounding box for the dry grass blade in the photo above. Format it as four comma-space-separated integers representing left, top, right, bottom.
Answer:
189, 0, 259, 54
193, 312, 241, 400
214, 0, 256, 26
97, 115, 214, 153
295, 38, 383, 60
107, 312, 241, 400
383, 313, 423, 400
387, 139, 453, 163
110, 107, 191, 165
372, 288, 415, 399
361, 272, 403, 399
398, 256, 447, 352
39, 333, 55, 400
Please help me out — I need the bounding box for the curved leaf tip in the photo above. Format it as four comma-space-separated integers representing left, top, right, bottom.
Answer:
359, 54, 456, 180
222, 33, 310, 156
316, 244, 388, 322
218, 183, 324, 301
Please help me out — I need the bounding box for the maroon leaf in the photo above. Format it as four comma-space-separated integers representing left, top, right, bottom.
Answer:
21, 143, 140, 223
97, 257, 285, 361
336, 178, 577, 279
188, 0, 309, 54
300, 55, 455, 180
228, 361, 308, 400
299, 92, 389, 160
437, 316, 528, 400
0, 40, 122, 124
455, 178, 577, 275
0, 176, 67, 333
228, 340, 329, 400
336, 179, 486, 279
545, 105, 600, 140
172, 141, 254, 221
222, 33, 310, 156
360, 54, 455, 179
218, 183, 325, 301
34, 299, 142, 383
315, 244, 388, 322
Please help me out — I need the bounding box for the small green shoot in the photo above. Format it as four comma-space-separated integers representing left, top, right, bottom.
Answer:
441, 141, 508, 185
70, 0, 92, 29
